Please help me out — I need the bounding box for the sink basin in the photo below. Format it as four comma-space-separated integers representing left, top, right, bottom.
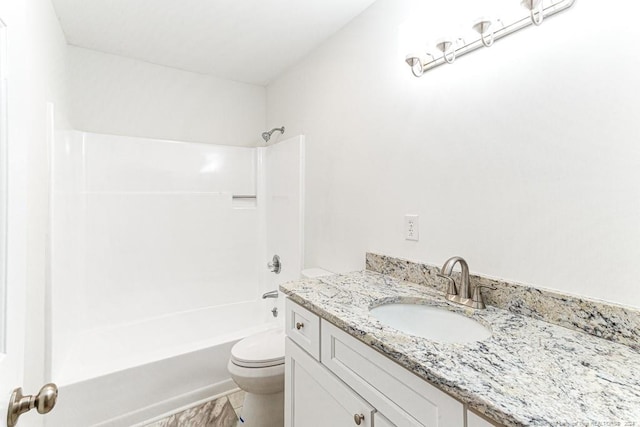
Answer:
370, 303, 491, 344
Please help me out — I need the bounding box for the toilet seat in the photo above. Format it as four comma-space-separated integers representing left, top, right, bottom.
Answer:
230, 328, 285, 368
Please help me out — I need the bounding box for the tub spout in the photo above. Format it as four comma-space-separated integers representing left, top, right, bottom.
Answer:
262, 290, 278, 299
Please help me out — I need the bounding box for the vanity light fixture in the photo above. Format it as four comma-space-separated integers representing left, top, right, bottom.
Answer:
405, 53, 434, 77
435, 38, 463, 64
521, 0, 544, 25
471, 18, 497, 47
404, 0, 576, 77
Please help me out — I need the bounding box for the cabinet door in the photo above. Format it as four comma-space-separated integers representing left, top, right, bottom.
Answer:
374, 413, 396, 427
321, 320, 464, 426
285, 338, 375, 427
467, 410, 501, 427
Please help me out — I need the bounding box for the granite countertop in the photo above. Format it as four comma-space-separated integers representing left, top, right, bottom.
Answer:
280, 271, 640, 427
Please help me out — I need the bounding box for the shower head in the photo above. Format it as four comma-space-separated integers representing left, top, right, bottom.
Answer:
262, 126, 285, 143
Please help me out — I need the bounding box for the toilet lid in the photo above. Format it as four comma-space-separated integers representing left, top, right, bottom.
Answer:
231, 328, 285, 368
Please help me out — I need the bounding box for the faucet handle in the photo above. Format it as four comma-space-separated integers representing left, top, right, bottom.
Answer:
470, 285, 496, 309
436, 274, 458, 297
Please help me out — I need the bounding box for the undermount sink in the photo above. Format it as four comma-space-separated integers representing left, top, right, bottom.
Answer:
370, 303, 492, 344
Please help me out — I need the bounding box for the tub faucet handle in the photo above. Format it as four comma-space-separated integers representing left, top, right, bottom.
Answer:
267, 255, 281, 274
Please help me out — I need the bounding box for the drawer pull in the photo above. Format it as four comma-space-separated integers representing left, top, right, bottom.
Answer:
296, 322, 304, 330
354, 414, 365, 425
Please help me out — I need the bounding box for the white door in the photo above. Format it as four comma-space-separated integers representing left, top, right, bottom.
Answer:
0, 11, 23, 427
0, 4, 54, 427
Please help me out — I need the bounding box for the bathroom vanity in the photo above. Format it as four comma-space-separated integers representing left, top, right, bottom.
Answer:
281, 271, 640, 427
285, 299, 484, 426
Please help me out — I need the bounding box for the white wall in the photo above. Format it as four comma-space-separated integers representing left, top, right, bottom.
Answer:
267, 0, 640, 309
68, 46, 266, 146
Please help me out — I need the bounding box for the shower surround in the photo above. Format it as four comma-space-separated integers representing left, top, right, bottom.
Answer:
47, 131, 304, 426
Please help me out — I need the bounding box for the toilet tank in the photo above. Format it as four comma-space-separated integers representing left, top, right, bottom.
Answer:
301, 268, 333, 279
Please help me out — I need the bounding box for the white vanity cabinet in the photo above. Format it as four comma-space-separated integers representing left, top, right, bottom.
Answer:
285, 298, 469, 427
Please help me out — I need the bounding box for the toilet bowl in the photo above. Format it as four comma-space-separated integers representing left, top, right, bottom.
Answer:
228, 328, 285, 427
228, 268, 333, 426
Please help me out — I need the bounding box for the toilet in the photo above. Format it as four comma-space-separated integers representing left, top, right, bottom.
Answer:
228, 328, 286, 427
227, 268, 333, 427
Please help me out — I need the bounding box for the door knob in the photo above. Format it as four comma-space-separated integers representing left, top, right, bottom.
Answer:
7, 383, 58, 427
353, 413, 365, 425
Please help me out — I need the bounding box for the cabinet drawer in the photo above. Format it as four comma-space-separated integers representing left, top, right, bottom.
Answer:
285, 298, 321, 360
321, 320, 464, 427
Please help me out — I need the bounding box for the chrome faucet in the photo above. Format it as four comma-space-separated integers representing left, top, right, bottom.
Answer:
437, 256, 494, 309
438, 256, 471, 300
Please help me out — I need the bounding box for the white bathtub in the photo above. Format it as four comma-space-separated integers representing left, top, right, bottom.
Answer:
46, 300, 278, 427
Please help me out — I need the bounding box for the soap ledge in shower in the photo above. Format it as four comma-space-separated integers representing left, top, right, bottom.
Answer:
232, 195, 257, 209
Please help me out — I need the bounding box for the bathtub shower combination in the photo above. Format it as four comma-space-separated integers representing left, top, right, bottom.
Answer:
47, 131, 305, 426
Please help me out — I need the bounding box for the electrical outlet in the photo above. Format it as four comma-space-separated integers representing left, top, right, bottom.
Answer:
404, 215, 419, 241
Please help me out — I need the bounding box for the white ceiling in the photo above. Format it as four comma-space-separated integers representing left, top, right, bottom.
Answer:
51, 0, 377, 85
